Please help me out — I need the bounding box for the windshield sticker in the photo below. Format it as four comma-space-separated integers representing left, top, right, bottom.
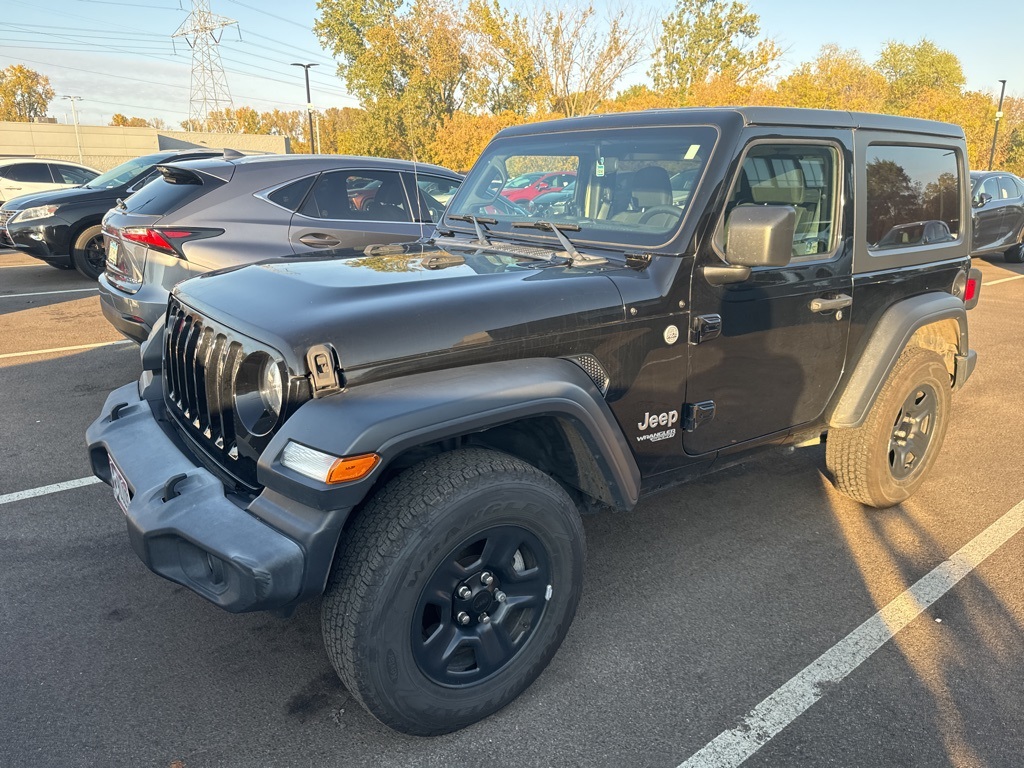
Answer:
685, 144, 701, 160
596, 157, 605, 177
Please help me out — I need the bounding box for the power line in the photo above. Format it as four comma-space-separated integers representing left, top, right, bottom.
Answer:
225, 0, 313, 33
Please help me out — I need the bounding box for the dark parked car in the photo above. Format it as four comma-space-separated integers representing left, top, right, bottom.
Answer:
970, 170, 1024, 263
0, 149, 225, 278
90, 107, 979, 736
100, 154, 462, 342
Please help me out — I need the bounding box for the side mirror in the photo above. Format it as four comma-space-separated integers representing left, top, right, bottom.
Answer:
535, 182, 549, 190
974, 192, 993, 208
706, 206, 795, 285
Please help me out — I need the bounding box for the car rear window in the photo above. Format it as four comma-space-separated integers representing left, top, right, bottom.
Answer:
124, 175, 223, 215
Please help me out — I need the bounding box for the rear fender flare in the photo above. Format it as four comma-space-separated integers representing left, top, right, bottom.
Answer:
829, 292, 969, 430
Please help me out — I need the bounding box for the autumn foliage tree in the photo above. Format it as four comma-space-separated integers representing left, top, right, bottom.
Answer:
0, 64, 54, 121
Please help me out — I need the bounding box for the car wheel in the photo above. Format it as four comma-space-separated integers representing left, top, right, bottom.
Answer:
1004, 242, 1024, 264
321, 447, 585, 736
826, 347, 952, 508
70, 225, 106, 280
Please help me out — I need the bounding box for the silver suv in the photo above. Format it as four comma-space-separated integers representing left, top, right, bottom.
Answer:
99, 154, 462, 342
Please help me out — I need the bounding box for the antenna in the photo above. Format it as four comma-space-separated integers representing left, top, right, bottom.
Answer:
173, 0, 237, 132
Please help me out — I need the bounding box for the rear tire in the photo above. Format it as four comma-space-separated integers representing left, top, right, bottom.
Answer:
826, 347, 952, 508
1004, 242, 1024, 264
321, 447, 585, 736
71, 225, 105, 280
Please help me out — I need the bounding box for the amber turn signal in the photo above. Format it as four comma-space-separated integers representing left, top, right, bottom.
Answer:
326, 453, 380, 484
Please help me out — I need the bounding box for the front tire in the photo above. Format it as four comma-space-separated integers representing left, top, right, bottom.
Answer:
71, 224, 105, 280
322, 447, 585, 736
1004, 242, 1024, 264
826, 347, 952, 508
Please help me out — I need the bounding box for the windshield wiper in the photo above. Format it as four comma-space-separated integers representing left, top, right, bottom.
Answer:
448, 214, 496, 245
511, 220, 606, 266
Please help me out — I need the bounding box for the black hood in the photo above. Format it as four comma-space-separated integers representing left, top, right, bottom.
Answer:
175, 242, 627, 377
1, 184, 121, 211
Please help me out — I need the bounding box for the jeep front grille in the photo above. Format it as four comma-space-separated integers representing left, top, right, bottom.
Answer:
163, 297, 283, 489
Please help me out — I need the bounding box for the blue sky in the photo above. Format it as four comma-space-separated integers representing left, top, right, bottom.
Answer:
0, 0, 1020, 129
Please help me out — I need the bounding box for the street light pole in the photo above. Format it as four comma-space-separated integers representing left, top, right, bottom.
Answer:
291, 63, 318, 153
988, 79, 1007, 171
62, 95, 84, 164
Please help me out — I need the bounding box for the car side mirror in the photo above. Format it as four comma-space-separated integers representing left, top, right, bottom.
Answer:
974, 192, 993, 208
536, 182, 549, 190
705, 206, 795, 285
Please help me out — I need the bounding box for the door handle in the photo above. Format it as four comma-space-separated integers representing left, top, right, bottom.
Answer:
809, 293, 852, 313
298, 233, 342, 248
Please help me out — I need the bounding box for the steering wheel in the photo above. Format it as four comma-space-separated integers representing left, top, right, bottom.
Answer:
638, 205, 683, 225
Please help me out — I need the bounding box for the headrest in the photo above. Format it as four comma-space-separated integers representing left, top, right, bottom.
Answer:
750, 167, 805, 205
631, 165, 672, 209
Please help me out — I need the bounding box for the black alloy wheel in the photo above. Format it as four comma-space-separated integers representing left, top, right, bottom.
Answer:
71, 224, 106, 280
412, 525, 552, 686
888, 383, 938, 481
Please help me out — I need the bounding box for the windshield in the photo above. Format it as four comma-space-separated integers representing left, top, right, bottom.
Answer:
444, 125, 718, 249
85, 153, 168, 189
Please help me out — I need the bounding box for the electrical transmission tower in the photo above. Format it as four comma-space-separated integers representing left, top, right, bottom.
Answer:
173, 0, 237, 132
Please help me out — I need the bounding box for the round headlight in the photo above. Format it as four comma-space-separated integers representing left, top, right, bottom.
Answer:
260, 357, 283, 417
234, 352, 285, 436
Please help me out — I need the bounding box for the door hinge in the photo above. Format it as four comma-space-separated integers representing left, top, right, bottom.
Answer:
690, 314, 722, 344
683, 400, 716, 432
306, 343, 342, 398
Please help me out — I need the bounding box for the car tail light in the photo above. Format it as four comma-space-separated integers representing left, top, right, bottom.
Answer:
964, 267, 981, 310
119, 227, 221, 259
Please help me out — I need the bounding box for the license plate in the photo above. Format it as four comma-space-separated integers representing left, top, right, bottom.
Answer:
106, 239, 119, 266
109, 457, 131, 515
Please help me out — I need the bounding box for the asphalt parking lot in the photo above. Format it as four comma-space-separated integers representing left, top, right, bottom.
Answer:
2, 246, 1023, 768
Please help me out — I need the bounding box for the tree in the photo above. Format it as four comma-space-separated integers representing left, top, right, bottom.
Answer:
466, 0, 538, 115
110, 114, 151, 127
0, 64, 55, 121
876, 39, 965, 112
428, 110, 525, 172
775, 45, 887, 113
530, 4, 652, 117
650, 0, 781, 102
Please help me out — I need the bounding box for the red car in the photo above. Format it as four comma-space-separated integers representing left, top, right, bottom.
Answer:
500, 171, 576, 204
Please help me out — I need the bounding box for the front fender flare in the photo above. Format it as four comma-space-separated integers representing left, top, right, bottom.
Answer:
258, 358, 641, 512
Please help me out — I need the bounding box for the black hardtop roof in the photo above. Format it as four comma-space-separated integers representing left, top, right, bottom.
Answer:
495, 107, 965, 140
163, 153, 461, 178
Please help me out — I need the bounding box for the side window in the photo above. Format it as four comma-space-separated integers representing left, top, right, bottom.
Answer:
6, 163, 54, 183
53, 165, 96, 185
998, 176, 1020, 200
719, 143, 839, 259
866, 145, 961, 250
266, 175, 315, 211
299, 170, 411, 222
408, 174, 462, 222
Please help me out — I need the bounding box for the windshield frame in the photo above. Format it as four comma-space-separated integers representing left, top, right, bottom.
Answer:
442, 123, 721, 253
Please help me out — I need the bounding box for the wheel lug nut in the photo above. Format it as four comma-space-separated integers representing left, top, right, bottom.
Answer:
479, 612, 490, 623
457, 585, 472, 599
495, 591, 507, 603
481, 572, 494, 586
457, 612, 470, 625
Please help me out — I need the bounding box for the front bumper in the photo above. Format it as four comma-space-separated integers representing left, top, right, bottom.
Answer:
6, 217, 72, 260
87, 380, 352, 613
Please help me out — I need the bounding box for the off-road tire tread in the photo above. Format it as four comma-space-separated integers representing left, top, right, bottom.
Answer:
321, 446, 583, 735
826, 347, 951, 508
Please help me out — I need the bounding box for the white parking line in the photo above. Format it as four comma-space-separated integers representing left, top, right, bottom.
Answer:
678, 497, 1024, 768
0, 340, 131, 360
1, 288, 98, 298
0, 476, 102, 506
983, 274, 1024, 287
0, 263, 46, 269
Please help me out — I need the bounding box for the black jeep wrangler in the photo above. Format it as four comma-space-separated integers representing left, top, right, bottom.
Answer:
87, 108, 980, 736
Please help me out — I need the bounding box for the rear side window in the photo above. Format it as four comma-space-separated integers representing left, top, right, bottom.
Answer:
52, 164, 96, 185
5, 163, 53, 183
266, 176, 315, 211
125, 176, 221, 215
998, 176, 1021, 200
298, 170, 412, 222
866, 145, 961, 250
